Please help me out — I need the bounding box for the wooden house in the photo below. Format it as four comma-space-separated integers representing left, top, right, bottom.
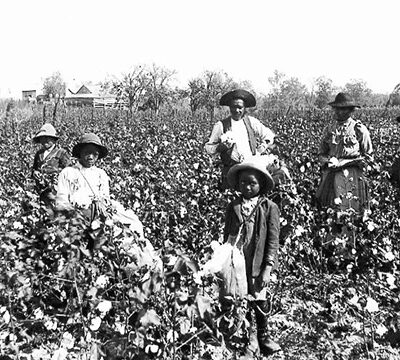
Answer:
22, 90, 36, 101
64, 84, 120, 108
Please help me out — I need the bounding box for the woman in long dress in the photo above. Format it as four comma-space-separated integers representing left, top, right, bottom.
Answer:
316, 93, 374, 216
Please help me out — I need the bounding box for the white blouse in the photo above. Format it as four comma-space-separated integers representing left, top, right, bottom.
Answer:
56, 162, 110, 208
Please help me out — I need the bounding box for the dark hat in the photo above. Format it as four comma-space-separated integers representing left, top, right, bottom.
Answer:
227, 160, 275, 193
33, 123, 59, 143
220, 89, 256, 108
72, 133, 108, 159
328, 92, 360, 108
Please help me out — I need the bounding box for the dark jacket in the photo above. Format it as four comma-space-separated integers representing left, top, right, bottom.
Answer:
224, 196, 280, 277
32, 146, 70, 174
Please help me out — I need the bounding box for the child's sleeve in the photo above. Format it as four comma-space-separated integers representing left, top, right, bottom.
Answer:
32, 151, 40, 173
223, 202, 234, 242
59, 149, 71, 169
265, 202, 280, 266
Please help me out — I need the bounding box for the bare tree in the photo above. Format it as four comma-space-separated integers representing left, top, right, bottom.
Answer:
111, 65, 150, 114
143, 64, 177, 115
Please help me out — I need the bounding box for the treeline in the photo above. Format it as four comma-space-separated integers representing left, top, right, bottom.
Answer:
13, 66, 400, 120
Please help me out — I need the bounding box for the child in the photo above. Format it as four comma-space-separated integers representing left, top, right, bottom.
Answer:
32, 123, 70, 205
224, 160, 281, 355
56, 133, 110, 220
56, 133, 144, 237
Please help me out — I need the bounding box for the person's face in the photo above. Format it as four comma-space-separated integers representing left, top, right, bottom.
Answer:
333, 107, 354, 122
79, 144, 100, 168
39, 136, 56, 150
238, 170, 262, 199
229, 99, 246, 120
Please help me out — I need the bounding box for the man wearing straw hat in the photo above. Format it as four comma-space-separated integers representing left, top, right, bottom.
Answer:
205, 89, 276, 189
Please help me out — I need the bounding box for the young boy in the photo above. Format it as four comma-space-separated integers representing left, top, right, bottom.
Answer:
224, 160, 281, 355
32, 123, 70, 205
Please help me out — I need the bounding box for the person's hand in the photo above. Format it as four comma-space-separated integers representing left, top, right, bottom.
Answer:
220, 131, 235, 149
256, 266, 272, 288
327, 157, 339, 168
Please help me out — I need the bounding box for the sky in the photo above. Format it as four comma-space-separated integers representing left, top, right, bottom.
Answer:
1, 0, 399, 98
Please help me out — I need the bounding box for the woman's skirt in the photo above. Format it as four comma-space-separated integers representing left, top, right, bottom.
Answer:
316, 166, 369, 214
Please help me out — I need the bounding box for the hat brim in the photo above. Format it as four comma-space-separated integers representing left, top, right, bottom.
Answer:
33, 135, 59, 143
328, 101, 360, 108
227, 162, 275, 193
220, 90, 256, 108
72, 143, 108, 159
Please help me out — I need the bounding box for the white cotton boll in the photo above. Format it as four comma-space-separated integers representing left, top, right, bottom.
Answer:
89, 317, 102, 331
365, 297, 379, 313
384, 252, 395, 262
386, 273, 396, 289
34, 308, 44, 320
376, 324, 388, 336
2, 311, 10, 324
13, 221, 23, 230
334, 197, 342, 205
97, 300, 112, 314
95, 275, 109, 288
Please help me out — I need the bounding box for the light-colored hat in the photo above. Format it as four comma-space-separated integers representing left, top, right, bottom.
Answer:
227, 161, 275, 193
72, 133, 108, 159
33, 123, 59, 143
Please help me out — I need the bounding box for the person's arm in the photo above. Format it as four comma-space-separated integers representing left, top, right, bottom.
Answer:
58, 148, 71, 169
205, 122, 226, 155
259, 201, 280, 286
56, 169, 72, 208
99, 170, 110, 202
355, 122, 374, 163
32, 151, 41, 178
223, 202, 234, 242
250, 117, 275, 153
318, 127, 331, 166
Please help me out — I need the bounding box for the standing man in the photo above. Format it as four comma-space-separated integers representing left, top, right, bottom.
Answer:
205, 89, 275, 189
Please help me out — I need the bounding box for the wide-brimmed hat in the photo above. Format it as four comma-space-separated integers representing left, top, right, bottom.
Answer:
220, 89, 256, 108
227, 161, 275, 193
33, 123, 59, 143
72, 133, 108, 159
328, 92, 360, 108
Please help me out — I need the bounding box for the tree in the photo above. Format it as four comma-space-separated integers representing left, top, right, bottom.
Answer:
42, 71, 66, 98
110, 65, 150, 114
186, 70, 235, 120
312, 76, 337, 109
265, 70, 309, 110
143, 64, 176, 115
187, 78, 206, 114
342, 79, 372, 107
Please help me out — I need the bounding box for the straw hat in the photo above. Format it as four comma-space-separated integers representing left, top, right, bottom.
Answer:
72, 133, 108, 159
33, 123, 59, 143
220, 89, 256, 108
227, 160, 275, 193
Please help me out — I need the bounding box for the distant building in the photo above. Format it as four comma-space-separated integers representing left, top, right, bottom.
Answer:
22, 90, 36, 101
65, 84, 121, 108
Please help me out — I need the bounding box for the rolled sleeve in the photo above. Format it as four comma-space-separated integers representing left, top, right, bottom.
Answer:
249, 117, 275, 145
356, 123, 373, 159
205, 122, 223, 155
56, 168, 71, 208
